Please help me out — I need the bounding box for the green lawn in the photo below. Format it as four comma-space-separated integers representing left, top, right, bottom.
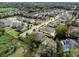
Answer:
0, 35, 9, 40
0, 35, 14, 45
4, 27, 20, 38
0, 28, 22, 56
0, 33, 14, 43
0, 35, 10, 43
0, 8, 18, 13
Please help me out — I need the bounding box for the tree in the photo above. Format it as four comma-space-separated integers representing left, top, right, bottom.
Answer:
55, 24, 68, 39
56, 39, 64, 57
26, 34, 41, 49
72, 11, 77, 16
0, 28, 5, 36
34, 42, 57, 57
21, 33, 41, 57
33, 29, 36, 32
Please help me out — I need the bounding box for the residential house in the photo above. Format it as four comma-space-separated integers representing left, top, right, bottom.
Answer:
61, 39, 79, 52
57, 17, 68, 25
68, 25, 79, 38
74, 19, 79, 27
0, 18, 24, 32
39, 27, 56, 38
47, 21, 57, 28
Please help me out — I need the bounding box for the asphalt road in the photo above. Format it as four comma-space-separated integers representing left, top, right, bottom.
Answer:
20, 15, 60, 37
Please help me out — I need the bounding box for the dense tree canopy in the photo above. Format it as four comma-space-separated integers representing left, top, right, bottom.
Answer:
55, 24, 68, 39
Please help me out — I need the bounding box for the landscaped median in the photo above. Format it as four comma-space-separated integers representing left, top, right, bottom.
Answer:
4, 27, 20, 38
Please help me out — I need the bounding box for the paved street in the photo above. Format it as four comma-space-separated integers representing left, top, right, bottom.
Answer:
20, 15, 60, 37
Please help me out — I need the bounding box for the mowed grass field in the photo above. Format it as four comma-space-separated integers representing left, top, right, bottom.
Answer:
4, 27, 20, 38
0, 34, 16, 56
0, 35, 10, 42
0, 30, 23, 56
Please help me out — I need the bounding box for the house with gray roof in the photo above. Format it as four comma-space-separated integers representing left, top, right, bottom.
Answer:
39, 27, 56, 38
47, 21, 57, 28
61, 39, 79, 52
57, 17, 68, 25
0, 19, 13, 27
0, 18, 24, 32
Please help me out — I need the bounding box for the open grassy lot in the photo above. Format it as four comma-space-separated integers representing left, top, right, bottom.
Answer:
0, 8, 18, 13
0, 34, 17, 57
9, 47, 24, 57
0, 34, 15, 46
0, 35, 10, 42
0, 27, 25, 56
4, 27, 20, 38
